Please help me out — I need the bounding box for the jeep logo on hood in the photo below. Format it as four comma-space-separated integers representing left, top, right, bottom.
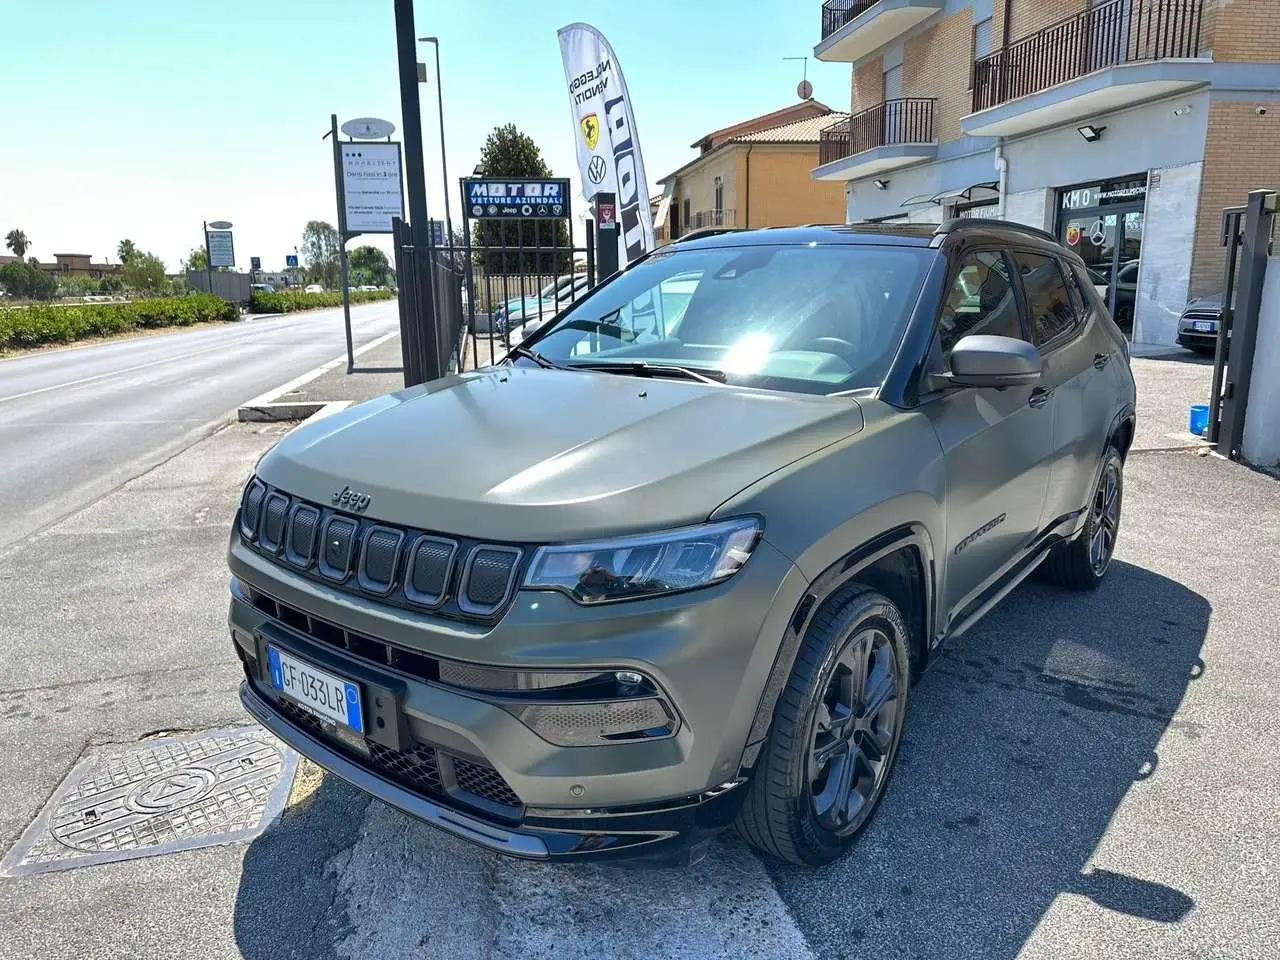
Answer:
332, 485, 371, 513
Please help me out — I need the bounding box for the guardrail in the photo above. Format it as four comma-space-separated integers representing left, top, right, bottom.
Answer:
821, 0, 882, 41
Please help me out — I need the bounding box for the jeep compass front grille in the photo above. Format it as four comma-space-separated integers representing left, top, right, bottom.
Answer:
238, 482, 524, 622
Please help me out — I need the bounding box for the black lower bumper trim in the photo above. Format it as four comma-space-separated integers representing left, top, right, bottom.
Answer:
241, 681, 746, 863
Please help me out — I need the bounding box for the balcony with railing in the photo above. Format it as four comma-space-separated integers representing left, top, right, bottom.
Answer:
816, 0, 944, 63
813, 98, 937, 181
687, 209, 737, 230
964, 0, 1209, 137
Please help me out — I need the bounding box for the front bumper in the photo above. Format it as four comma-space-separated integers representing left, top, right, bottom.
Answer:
240, 680, 744, 862
228, 530, 807, 860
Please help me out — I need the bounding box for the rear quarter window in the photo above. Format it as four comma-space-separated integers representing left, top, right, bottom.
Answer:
1013, 251, 1079, 346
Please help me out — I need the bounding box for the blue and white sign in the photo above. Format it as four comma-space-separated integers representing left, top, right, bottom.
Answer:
250, 256, 261, 271
462, 178, 570, 220
430, 219, 445, 245
285, 254, 299, 268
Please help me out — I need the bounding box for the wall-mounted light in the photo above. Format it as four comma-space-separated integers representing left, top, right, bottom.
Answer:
1077, 124, 1106, 143
1171, 104, 1192, 118
873, 178, 890, 190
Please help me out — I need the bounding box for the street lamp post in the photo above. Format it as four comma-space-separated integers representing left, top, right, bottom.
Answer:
418, 36, 454, 248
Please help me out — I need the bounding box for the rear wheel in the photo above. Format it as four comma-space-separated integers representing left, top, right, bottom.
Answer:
1040, 446, 1124, 590
736, 586, 910, 866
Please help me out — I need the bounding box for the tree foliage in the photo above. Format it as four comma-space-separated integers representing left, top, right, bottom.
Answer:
301, 220, 341, 289
183, 248, 209, 272
116, 238, 138, 264
471, 124, 571, 274
349, 245, 393, 287
5, 229, 30, 259
122, 251, 169, 294
0, 259, 57, 300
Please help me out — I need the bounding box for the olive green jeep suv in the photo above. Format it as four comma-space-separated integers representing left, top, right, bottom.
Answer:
229, 220, 1135, 866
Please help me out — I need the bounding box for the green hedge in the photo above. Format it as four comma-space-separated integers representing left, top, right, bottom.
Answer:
247, 289, 395, 313
0, 292, 238, 351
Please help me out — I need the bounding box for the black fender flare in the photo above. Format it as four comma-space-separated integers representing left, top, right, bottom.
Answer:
738, 522, 937, 771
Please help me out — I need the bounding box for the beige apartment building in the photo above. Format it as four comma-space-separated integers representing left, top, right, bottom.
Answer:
656, 101, 849, 241
811, 0, 1280, 346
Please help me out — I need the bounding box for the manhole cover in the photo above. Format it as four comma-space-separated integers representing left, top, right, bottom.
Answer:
1, 727, 297, 877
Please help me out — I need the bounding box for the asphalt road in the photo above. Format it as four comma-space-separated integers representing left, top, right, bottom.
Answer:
0, 302, 401, 552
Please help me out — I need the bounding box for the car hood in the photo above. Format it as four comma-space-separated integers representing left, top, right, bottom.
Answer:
1184, 294, 1225, 314
256, 366, 864, 542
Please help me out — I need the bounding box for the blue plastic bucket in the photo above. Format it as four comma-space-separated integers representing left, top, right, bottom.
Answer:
1189, 403, 1209, 437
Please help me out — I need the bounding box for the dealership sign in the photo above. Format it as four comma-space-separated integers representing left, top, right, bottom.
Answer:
206, 230, 234, 268
340, 142, 404, 234
463, 179, 570, 220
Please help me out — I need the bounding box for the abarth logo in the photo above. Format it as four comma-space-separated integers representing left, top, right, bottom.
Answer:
332, 485, 371, 512
581, 113, 599, 151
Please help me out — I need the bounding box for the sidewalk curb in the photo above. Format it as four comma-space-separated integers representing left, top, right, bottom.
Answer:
236, 331, 398, 422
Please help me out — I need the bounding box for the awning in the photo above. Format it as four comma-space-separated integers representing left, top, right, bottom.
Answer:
899, 193, 936, 208
928, 181, 999, 205
653, 180, 676, 229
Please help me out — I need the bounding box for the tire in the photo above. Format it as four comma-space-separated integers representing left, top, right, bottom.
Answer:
1039, 446, 1124, 590
736, 586, 911, 867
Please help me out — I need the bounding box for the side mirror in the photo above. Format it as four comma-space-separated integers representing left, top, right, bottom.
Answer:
932, 335, 1042, 390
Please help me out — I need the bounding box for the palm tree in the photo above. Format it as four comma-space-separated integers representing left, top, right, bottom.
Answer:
5, 229, 30, 259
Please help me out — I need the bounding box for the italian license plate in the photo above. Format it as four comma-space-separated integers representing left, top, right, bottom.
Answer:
267, 645, 363, 732
1192, 321, 1216, 332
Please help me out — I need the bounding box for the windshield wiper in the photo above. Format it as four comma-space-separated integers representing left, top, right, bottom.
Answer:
565, 360, 727, 385
510, 345, 567, 370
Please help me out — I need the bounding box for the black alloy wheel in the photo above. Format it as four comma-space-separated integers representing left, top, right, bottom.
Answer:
736, 586, 912, 866
808, 626, 905, 836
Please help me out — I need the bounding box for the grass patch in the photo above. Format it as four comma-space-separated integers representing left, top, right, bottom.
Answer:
0, 293, 238, 351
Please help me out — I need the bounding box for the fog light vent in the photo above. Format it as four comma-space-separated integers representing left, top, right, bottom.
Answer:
519, 699, 676, 746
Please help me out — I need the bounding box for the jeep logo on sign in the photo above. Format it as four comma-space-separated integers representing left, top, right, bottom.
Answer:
332, 486, 371, 513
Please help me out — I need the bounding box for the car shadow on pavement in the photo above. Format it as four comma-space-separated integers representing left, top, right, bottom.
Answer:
232, 560, 1208, 959
766, 559, 1209, 957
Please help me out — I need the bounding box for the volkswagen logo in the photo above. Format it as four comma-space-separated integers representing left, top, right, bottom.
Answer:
587, 155, 607, 185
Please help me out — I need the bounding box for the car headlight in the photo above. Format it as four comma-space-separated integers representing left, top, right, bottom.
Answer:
523, 518, 762, 604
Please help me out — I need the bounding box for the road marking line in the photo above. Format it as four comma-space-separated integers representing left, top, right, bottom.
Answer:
238, 329, 400, 409
0, 344, 236, 405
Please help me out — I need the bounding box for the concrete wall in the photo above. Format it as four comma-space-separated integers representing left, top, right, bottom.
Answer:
1242, 255, 1280, 468
1134, 162, 1203, 345
1003, 188, 1052, 229
1003, 91, 1209, 195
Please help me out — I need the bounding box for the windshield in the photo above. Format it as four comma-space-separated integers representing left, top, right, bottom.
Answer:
520, 243, 931, 395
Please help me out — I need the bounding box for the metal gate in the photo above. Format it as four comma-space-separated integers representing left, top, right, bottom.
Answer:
456, 177, 596, 373
1207, 189, 1277, 459
391, 217, 465, 386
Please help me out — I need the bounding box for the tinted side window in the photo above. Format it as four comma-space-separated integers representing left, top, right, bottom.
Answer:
1013, 251, 1078, 345
939, 250, 1023, 367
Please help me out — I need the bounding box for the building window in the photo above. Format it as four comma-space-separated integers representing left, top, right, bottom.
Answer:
713, 177, 724, 220
971, 16, 993, 87
683, 197, 691, 229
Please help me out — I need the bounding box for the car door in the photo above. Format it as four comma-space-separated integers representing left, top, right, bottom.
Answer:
1010, 249, 1114, 529
920, 248, 1055, 622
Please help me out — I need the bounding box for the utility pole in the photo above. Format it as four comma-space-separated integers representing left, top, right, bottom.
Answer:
394, 0, 439, 383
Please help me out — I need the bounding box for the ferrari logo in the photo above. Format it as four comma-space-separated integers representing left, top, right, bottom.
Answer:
581, 113, 599, 151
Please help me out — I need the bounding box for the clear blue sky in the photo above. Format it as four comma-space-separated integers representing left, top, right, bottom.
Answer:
0, 0, 850, 272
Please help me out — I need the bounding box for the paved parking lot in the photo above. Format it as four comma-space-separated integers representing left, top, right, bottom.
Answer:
1, 353, 1276, 959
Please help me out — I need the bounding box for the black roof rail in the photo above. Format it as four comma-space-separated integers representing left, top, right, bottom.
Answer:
934, 217, 1058, 244
669, 226, 745, 244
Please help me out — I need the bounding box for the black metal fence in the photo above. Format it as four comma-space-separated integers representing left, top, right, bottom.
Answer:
819, 98, 936, 165
392, 218, 465, 385
454, 216, 596, 374
821, 0, 881, 41
972, 0, 1204, 112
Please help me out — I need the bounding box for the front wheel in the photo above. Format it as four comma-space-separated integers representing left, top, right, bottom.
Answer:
736, 586, 910, 866
1040, 446, 1124, 589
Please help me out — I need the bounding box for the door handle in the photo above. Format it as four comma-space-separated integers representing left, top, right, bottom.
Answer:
1093, 352, 1112, 370
1028, 387, 1054, 408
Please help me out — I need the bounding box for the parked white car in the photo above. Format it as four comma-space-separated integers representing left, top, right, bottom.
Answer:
304, 284, 325, 294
